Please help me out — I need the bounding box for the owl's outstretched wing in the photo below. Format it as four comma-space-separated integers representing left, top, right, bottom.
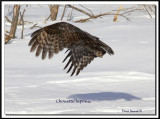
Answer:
29, 22, 114, 76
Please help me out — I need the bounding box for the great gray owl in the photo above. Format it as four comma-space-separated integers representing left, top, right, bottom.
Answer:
28, 22, 114, 76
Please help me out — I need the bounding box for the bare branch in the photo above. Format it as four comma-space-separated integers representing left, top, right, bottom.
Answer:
67, 12, 70, 21
118, 14, 130, 21
5, 34, 13, 44
74, 12, 130, 23
24, 20, 34, 24
30, 23, 38, 29
18, 9, 25, 25
113, 6, 123, 22
68, 5, 74, 21
30, 23, 42, 29
74, 7, 144, 23
20, 11, 25, 39
45, 14, 51, 21
143, 5, 152, 18
61, 5, 67, 20
121, 8, 145, 15
79, 5, 94, 16
67, 4, 93, 17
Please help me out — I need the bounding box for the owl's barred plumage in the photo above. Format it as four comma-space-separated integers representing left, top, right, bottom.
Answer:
29, 22, 114, 76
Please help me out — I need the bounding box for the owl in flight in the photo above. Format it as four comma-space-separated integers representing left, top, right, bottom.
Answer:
29, 22, 114, 76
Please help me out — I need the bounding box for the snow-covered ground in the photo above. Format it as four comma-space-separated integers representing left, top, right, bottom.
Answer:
4, 4, 156, 115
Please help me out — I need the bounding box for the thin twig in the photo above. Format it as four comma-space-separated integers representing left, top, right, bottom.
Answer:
79, 5, 94, 16
30, 23, 38, 29
5, 16, 12, 23
46, 14, 51, 21
121, 8, 145, 15
143, 5, 152, 18
30, 23, 42, 29
68, 5, 74, 21
67, 12, 70, 21
24, 20, 34, 24
61, 5, 67, 20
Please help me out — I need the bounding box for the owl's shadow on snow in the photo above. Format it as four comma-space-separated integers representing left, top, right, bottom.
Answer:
68, 92, 141, 101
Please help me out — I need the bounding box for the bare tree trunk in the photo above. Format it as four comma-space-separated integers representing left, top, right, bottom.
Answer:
9, 5, 20, 38
49, 5, 59, 21
20, 10, 25, 39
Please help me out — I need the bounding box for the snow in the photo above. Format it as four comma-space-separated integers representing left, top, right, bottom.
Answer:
4, 4, 156, 115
